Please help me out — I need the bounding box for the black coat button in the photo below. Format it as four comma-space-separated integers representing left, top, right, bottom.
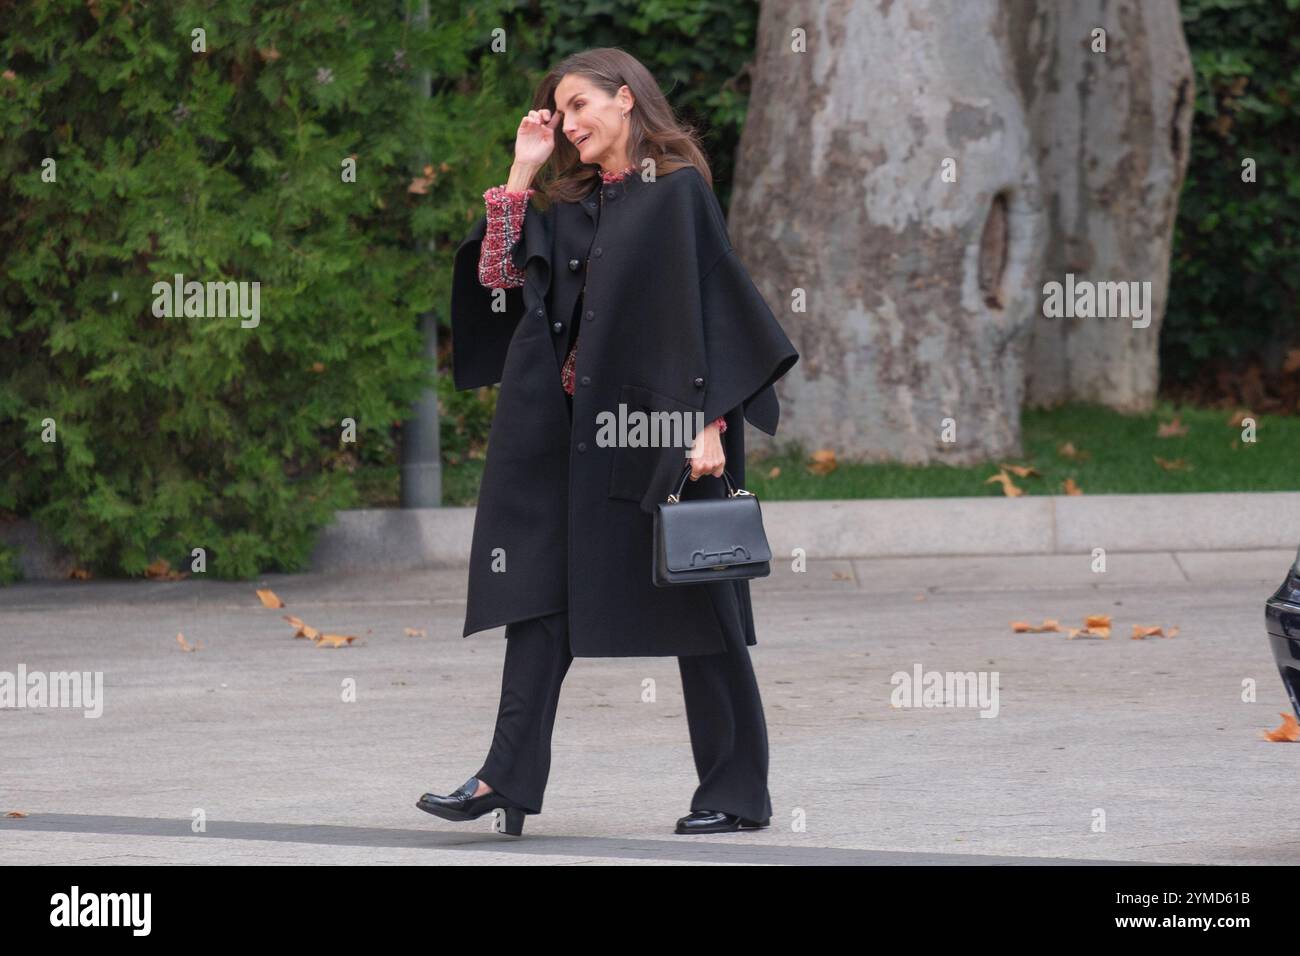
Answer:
568, 258, 580, 271
552, 321, 563, 333
693, 377, 705, 388
577, 441, 587, 452
584, 310, 594, 322
580, 375, 590, 386
593, 247, 602, 258
535, 308, 543, 317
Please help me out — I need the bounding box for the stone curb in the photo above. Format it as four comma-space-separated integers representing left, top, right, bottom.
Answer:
6, 491, 1298, 581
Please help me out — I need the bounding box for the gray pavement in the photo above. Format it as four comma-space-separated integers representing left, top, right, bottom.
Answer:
1, 549, 1296, 865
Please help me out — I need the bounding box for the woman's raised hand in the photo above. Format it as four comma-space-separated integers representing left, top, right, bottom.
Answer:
514, 109, 561, 167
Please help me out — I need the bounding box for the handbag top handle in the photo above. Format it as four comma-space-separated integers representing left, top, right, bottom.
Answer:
666, 463, 754, 503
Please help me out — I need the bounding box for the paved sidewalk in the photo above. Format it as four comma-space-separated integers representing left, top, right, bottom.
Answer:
1, 549, 1296, 865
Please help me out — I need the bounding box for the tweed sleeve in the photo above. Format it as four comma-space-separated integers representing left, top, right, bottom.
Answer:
477, 184, 535, 288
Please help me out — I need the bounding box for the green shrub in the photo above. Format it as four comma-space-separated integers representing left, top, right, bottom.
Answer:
1166, 0, 1300, 382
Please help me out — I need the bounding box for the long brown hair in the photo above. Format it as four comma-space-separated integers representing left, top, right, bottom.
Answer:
527, 47, 713, 208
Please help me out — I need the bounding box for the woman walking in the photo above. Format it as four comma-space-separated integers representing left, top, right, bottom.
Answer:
417, 47, 798, 836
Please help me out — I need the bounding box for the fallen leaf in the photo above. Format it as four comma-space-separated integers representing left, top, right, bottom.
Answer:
1262, 713, 1300, 742
985, 470, 1023, 497
404, 627, 427, 637
69, 568, 92, 580
1157, 416, 1188, 437
1067, 614, 1112, 639
145, 558, 186, 580
806, 449, 837, 475
1011, 619, 1062, 633
766, 465, 781, 479
314, 633, 356, 648
282, 615, 320, 640
257, 47, 282, 61
256, 588, 285, 608
915, 592, 926, 601
5, 811, 27, 818
1227, 409, 1254, 427
176, 632, 201, 652
1061, 477, 1082, 495
1057, 442, 1091, 461
831, 571, 851, 581
999, 463, 1041, 478
1154, 455, 1191, 471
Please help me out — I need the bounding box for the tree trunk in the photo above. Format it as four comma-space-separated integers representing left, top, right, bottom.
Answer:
729, 0, 1192, 465
731, 0, 1046, 464
1013, 0, 1193, 412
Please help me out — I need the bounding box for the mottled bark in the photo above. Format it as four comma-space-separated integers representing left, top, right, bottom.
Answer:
729, 0, 1192, 464
731, 0, 1045, 463
1012, 0, 1193, 411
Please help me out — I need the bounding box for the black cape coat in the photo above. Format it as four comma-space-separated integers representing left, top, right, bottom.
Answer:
449, 164, 798, 657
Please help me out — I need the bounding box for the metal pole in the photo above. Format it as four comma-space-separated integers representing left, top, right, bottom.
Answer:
400, 0, 442, 508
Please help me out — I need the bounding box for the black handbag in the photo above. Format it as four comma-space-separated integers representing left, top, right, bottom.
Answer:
652, 462, 773, 587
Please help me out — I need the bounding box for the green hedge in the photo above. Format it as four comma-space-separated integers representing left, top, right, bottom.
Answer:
1165, 0, 1300, 382
0, 0, 514, 578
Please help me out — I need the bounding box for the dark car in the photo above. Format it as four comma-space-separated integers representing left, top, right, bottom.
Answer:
1265, 546, 1300, 719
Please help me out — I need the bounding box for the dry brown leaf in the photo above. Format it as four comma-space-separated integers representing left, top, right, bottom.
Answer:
1156, 416, 1188, 437
145, 558, 186, 580
282, 615, 319, 640
69, 568, 92, 580
1057, 441, 1090, 461
176, 632, 201, 652
1154, 455, 1191, 471
1262, 713, 1300, 742
256, 588, 285, 608
915, 592, 926, 601
404, 627, 427, 637
1011, 619, 1062, 633
1067, 614, 1112, 639
985, 470, 1023, 497
806, 449, 837, 475
766, 465, 781, 479
257, 47, 281, 61
5, 811, 28, 818
1061, 477, 1082, 495
999, 463, 1041, 478
1227, 409, 1254, 427
1131, 624, 1178, 640
831, 571, 851, 581
314, 633, 356, 648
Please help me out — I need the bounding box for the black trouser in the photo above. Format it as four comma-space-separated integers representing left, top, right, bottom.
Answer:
474, 608, 773, 821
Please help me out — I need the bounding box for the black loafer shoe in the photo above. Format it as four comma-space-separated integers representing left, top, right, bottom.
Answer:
416, 776, 530, 835
674, 809, 771, 834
